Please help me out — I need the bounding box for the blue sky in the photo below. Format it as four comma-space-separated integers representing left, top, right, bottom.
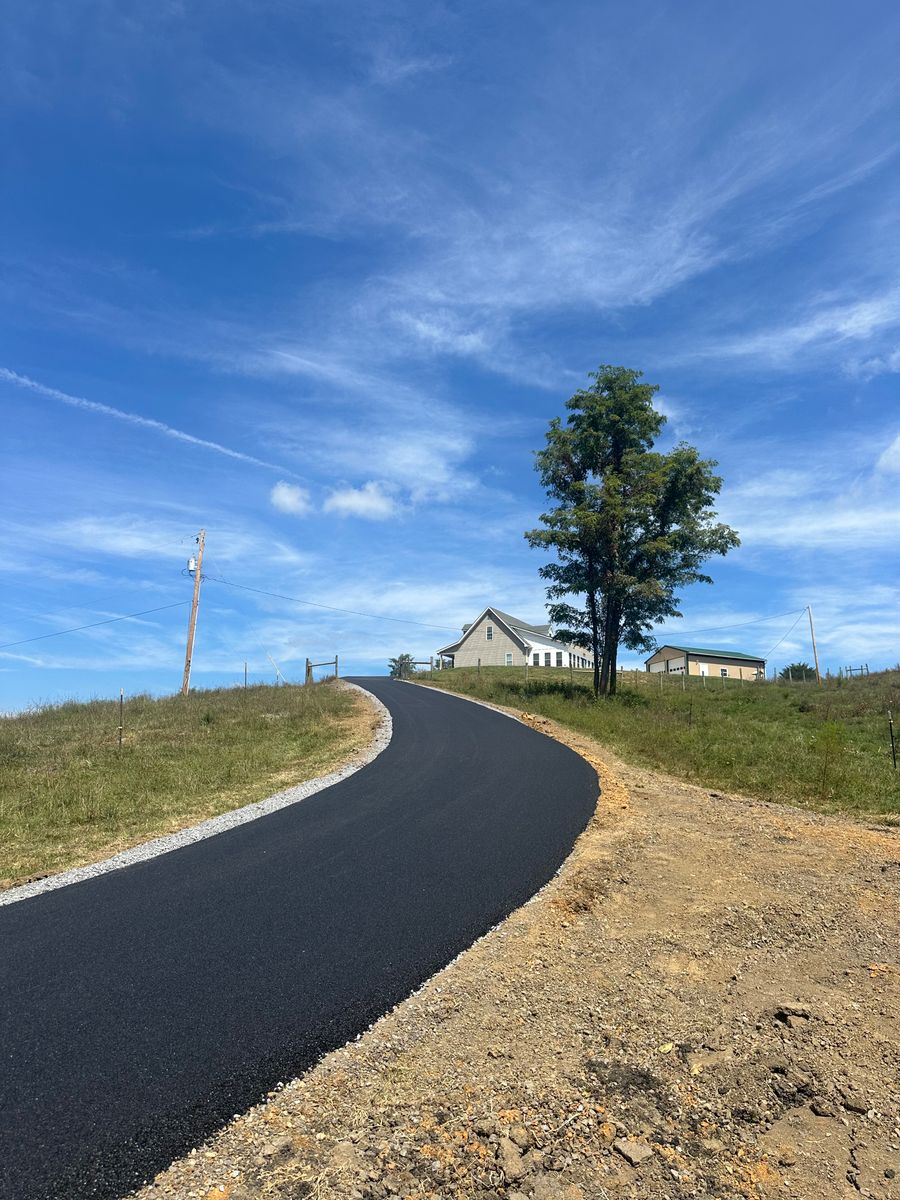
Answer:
3, 1, 899, 708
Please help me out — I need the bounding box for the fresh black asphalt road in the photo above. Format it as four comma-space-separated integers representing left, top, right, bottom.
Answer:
0, 678, 597, 1200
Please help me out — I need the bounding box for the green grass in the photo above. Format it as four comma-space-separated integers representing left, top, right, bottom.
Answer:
422, 666, 900, 820
0, 681, 369, 888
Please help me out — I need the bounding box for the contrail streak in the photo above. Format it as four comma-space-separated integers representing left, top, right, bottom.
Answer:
1, 368, 300, 477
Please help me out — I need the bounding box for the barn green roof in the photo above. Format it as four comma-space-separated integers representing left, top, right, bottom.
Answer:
650, 644, 766, 662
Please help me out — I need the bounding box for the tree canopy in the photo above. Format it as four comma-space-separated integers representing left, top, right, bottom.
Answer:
388, 653, 416, 679
525, 365, 739, 695
779, 662, 817, 682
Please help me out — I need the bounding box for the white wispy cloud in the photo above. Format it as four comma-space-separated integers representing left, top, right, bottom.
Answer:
720, 450, 900, 553
0, 368, 301, 477
169, 24, 900, 383
5, 515, 314, 582
876, 431, 900, 473
323, 481, 398, 520
686, 288, 900, 368
269, 481, 311, 515
369, 49, 453, 87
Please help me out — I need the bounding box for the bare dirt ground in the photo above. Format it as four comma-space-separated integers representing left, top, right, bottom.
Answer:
135, 705, 900, 1200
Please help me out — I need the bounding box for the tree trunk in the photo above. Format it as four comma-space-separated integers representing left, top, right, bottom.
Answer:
587, 588, 601, 697
607, 608, 621, 695
598, 597, 616, 695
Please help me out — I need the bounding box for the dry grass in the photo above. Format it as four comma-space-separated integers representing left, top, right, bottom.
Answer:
0, 681, 376, 889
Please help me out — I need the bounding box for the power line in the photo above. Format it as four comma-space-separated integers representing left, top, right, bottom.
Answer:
206, 575, 459, 633
0, 601, 191, 651
763, 609, 808, 659
656, 607, 807, 639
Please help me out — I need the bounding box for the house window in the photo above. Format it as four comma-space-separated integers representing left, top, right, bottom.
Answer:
556, 652, 563, 667
486, 625, 493, 640
544, 652, 551, 666
505, 652, 513, 666
533, 653, 540, 666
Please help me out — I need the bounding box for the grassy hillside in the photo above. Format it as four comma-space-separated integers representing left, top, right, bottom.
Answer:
422, 666, 900, 820
0, 681, 373, 889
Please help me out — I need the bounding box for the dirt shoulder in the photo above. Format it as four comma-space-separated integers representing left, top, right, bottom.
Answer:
136, 699, 900, 1200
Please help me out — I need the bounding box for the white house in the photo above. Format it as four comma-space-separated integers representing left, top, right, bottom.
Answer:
437, 607, 594, 670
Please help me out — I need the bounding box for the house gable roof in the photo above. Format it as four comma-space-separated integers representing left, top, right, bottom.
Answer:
436, 607, 568, 656
436, 607, 528, 656
646, 644, 766, 663
491, 609, 552, 637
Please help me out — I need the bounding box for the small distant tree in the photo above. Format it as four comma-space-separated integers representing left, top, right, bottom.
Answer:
389, 653, 415, 679
525, 365, 739, 697
779, 662, 816, 682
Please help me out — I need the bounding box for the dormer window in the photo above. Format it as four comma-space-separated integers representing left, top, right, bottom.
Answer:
486, 625, 493, 640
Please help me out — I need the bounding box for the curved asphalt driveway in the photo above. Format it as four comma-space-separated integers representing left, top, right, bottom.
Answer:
0, 679, 597, 1200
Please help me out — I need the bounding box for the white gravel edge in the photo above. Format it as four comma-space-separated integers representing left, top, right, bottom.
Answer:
0, 681, 392, 908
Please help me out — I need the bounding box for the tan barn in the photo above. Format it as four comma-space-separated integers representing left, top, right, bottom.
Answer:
645, 644, 766, 680
437, 608, 594, 670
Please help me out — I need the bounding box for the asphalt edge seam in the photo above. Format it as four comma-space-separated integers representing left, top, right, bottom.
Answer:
0, 681, 392, 908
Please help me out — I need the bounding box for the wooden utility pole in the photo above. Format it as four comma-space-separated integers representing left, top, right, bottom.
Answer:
807, 605, 822, 686
181, 529, 205, 696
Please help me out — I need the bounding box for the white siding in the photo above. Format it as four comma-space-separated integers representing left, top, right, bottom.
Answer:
440, 609, 595, 669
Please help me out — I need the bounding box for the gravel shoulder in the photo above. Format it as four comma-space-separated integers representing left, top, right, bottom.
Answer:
134, 699, 900, 1200
1, 681, 384, 895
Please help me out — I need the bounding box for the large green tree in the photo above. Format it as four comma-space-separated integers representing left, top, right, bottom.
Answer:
525, 366, 739, 696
